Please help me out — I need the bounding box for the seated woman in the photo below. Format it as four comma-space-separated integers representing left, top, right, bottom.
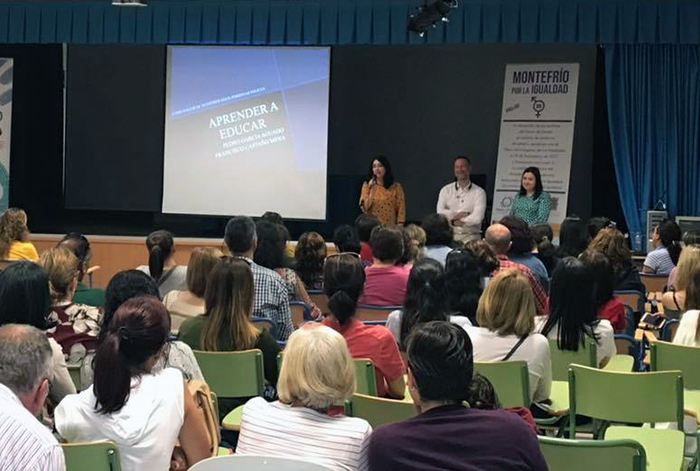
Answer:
588, 227, 645, 292
55, 296, 211, 471
136, 230, 187, 298
0, 208, 38, 261
644, 219, 682, 276
322, 253, 406, 399
554, 216, 589, 259
57, 233, 105, 308
0, 262, 75, 404
464, 239, 500, 288
361, 226, 410, 306
500, 216, 549, 292
386, 257, 471, 349
294, 231, 327, 291
537, 257, 616, 368
466, 268, 551, 403
530, 223, 560, 278
421, 213, 455, 266
333, 224, 362, 256
237, 326, 372, 471
163, 247, 222, 332
398, 224, 426, 268
40, 247, 103, 371
445, 248, 483, 326
580, 250, 627, 333
662, 245, 700, 314
254, 221, 321, 318
672, 269, 700, 346
667, 230, 700, 290
81, 270, 204, 386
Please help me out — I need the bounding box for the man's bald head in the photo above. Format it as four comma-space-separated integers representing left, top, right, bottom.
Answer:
485, 224, 512, 255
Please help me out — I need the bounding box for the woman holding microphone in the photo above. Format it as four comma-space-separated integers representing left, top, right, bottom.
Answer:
510, 166, 552, 225
359, 156, 406, 227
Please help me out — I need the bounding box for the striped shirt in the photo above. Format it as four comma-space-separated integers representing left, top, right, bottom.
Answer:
239, 257, 293, 340
0, 383, 65, 471
237, 397, 371, 471
643, 246, 676, 276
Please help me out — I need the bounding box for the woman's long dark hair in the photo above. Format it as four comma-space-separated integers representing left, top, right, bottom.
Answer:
93, 296, 170, 414
556, 216, 588, 258
295, 232, 327, 289
254, 221, 289, 270
579, 250, 615, 311
518, 166, 543, 199
659, 219, 682, 265
445, 249, 482, 325
323, 254, 365, 326
366, 155, 395, 189
541, 257, 599, 351
146, 230, 175, 283
0, 262, 52, 330
399, 259, 449, 350
531, 224, 556, 260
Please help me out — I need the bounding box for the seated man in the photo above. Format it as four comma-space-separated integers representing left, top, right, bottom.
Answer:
368, 321, 546, 471
0, 324, 66, 470
225, 216, 292, 340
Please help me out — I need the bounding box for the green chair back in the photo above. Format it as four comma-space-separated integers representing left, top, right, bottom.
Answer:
549, 338, 597, 381
474, 361, 530, 408
651, 340, 700, 389
277, 353, 378, 396
194, 349, 264, 399
344, 393, 415, 428
62, 442, 121, 471
67, 363, 82, 392
568, 365, 684, 436
538, 436, 646, 471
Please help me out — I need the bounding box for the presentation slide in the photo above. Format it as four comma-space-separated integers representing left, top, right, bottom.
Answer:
163, 46, 330, 219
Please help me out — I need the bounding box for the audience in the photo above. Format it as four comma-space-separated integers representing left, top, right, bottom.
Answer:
355, 213, 381, 265
500, 216, 549, 291
0, 325, 65, 471
225, 216, 292, 340
530, 223, 560, 277
368, 321, 547, 471
55, 297, 211, 471
57, 232, 105, 307
237, 326, 372, 470
386, 258, 470, 349
322, 253, 405, 398
294, 231, 327, 291
421, 213, 454, 266
643, 219, 682, 275
587, 216, 613, 240
466, 269, 551, 403
444, 248, 482, 326
555, 216, 589, 258
162, 247, 222, 332
0, 262, 75, 404
399, 224, 426, 267
333, 224, 362, 256
579, 250, 627, 333
361, 226, 410, 306
667, 230, 700, 289
484, 224, 548, 315
588, 227, 645, 292
178, 257, 280, 412
137, 230, 187, 298
537, 257, 616, 367
662, 245, 700, 313
464, 239, 500, 286
40, 247, 103, 372
672, 269, 700, 347
0, 208, 38, 262
255, 221, 321, 318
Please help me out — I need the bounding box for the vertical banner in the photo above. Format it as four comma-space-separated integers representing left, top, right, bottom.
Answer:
0, 58, 12, 211
491, 63, 579, 225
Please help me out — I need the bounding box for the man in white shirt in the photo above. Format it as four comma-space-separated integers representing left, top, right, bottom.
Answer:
0, 324, 66, 471
436, 156, 487, 243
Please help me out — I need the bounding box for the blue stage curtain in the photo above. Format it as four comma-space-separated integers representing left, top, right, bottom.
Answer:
604, 44, 700, 234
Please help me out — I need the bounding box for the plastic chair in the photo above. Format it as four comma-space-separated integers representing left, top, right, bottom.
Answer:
548, 338, 597, 381
62, 442, 121, 471
640, 274, 668, 294
189, 455, 334, 471
651, 340, 700, 389
289, 301, 311, 329
276, 353, 378, 397
474, 361, 530, 408
614, 290, 645, 314
67, 363, 82, 392
538, 436, 646, 471
344, 393, 415, 428
568, 365, 685, 471
355, 304, 401, 322
251, 317, 278, 339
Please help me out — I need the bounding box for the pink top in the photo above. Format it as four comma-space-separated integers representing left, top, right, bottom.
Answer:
360, 265, 410, 306
322, 318, 405, 397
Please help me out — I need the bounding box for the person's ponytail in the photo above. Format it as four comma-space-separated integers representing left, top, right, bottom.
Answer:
668, 240, 682, 266
145, 230, 175, 283
328, 290, 357, 326
93, 331, 133, 414
149, 245, 164, 282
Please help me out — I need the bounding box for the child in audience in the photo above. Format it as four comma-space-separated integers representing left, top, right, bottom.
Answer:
361, 226, 410, 306
136, 230, 187, 298
465, 373, 538, 434
294, 231, 327, 291
0, 208, 39, 261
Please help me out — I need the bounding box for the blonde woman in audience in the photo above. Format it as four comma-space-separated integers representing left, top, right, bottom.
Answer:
0, 208, 38, 261
662, 245, 700, 313
294, 231, 327, 290
672, 269, 700, 346
137, 230, 187, 298
465, 268, 551, 403
237, 325, 372, 471
55, 297, 211, 471
399, 224, 426, 267
162, 247, 222, 332
40, 248, 103, 373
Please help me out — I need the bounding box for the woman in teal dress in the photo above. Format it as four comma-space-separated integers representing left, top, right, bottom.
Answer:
509, 166, 551, 225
